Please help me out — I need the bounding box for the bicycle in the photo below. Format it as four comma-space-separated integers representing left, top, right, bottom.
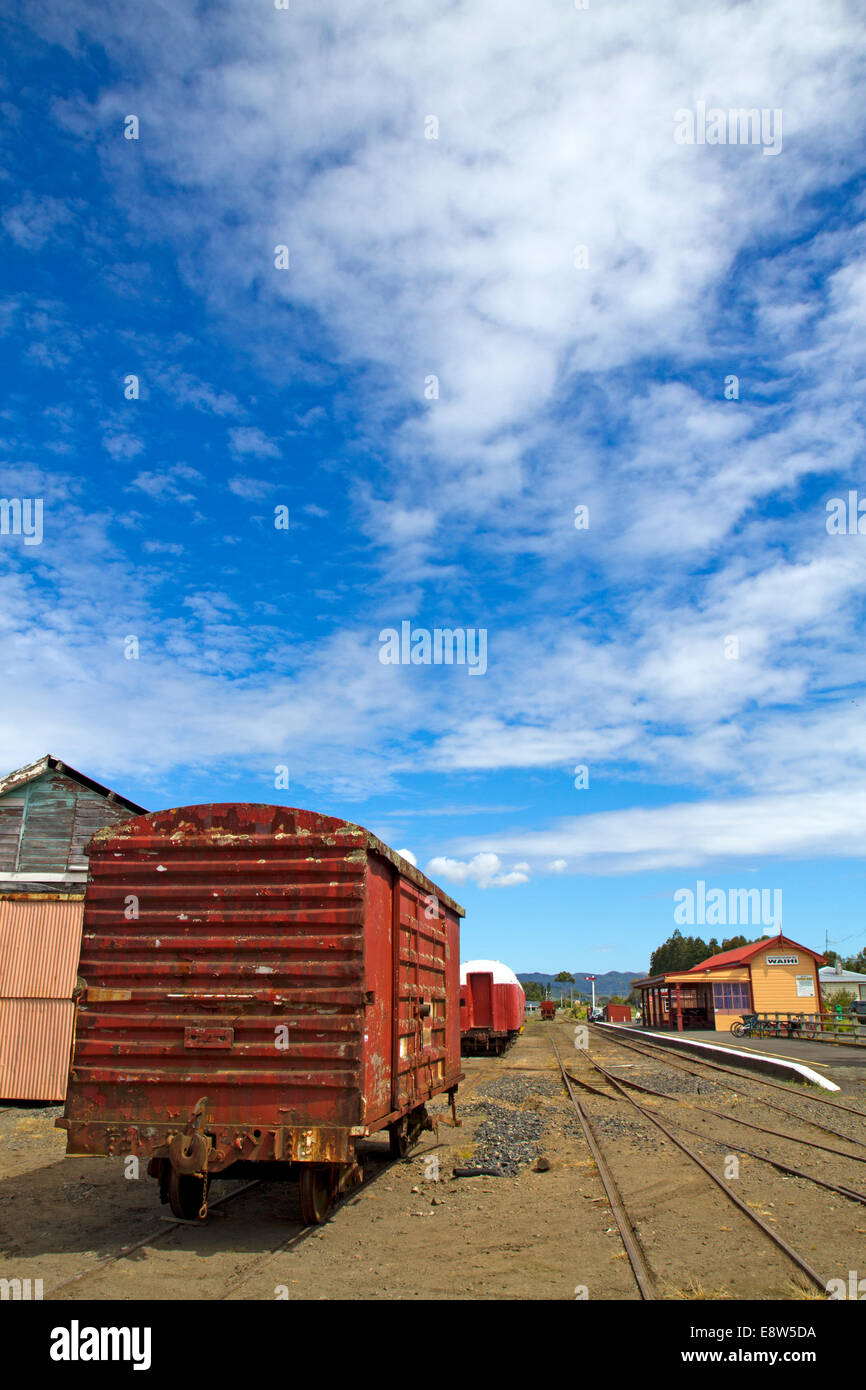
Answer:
730, 1012, 760, 1038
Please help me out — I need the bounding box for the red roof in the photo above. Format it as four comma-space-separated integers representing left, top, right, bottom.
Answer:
687, 932, 825, 973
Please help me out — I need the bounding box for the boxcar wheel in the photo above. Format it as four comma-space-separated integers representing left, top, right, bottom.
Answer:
299, 1167, 333, 1225
388, 1118, 409, 1159
167, 1168, 209, 1221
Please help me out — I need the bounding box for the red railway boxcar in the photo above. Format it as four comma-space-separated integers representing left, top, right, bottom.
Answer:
540, 999, 557, 1020
57, 804, 464, 1224
603, 1003, 632, 1023
459, 959, 525, 1055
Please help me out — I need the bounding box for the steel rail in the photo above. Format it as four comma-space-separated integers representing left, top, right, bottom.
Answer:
550, 1037, 655, 1300
48, 1180, 263, 1298
216, 1139, 448, 1300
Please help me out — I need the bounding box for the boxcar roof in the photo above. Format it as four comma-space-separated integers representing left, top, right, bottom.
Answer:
89, 802, 466, 917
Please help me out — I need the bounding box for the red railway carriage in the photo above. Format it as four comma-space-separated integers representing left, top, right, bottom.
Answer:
540, 999, 557, 1020
58, 804, 464, 1224
603, 1003, 632, 1023
460, 959, 525, 1055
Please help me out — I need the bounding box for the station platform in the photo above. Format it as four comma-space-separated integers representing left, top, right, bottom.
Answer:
693, 1028, 866, 1072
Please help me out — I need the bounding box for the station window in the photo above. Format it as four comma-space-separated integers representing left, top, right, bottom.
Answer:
712, 983, 751, 1010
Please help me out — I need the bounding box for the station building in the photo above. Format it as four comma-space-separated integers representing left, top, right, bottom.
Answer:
631, 932, 826, 1033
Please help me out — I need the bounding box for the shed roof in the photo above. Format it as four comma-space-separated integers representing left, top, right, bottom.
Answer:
0, 755, 146, 814
819, 965, 866, 983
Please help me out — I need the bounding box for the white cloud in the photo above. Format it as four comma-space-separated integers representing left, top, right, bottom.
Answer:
396, 847, 417, 866
453, 789, 866, 875
228, 427, 280, 459
127, 465, 202, 504
426, 852, 530, 889
228, 476, 271, 500
143, 540, 184, 556
2, 193, 75, 250
103, 432, 144, 462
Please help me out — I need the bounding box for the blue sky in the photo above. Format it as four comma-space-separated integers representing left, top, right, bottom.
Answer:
1, 1, 865, 974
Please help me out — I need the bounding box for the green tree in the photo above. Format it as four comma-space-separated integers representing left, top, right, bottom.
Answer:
522, 980, 544, 1002
827, 988, 855, 1013
719, 935, 751, 952
649, 929, 710, 976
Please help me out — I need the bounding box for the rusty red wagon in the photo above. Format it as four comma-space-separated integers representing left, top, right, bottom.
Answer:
57, 804, 464, 1223
460, 959, 525, 1054
540, 998, 557, 1020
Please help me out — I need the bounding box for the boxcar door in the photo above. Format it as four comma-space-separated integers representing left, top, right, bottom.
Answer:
468, 971, 493, 1030
393, 872, 450, 1112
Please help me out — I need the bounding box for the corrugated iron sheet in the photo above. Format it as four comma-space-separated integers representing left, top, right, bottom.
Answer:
0, 998, 75, 1100
0, 898, 84, 998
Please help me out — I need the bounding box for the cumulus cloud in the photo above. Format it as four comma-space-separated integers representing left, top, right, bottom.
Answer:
228, 427, 280, 459
2, 193, 75, 250
426, 852, 530, 889
452, 790, 866, 875
102, 432, 144, 462
228, 476, 272, 500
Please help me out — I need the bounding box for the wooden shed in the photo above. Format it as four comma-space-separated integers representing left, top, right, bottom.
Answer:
0, 756, 146, 1100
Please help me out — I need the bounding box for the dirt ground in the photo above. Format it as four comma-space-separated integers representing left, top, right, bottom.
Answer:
1, 1018, 864, 1300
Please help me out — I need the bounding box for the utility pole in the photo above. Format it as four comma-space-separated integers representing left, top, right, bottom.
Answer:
585, 975, 596, 1013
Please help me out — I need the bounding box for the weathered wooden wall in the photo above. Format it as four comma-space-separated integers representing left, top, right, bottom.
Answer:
0, 767, 136, 875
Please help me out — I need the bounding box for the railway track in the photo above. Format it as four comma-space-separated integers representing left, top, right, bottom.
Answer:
550, 1024, 840, 1299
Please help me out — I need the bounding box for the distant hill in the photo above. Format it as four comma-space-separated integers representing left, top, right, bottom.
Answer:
518, 970, 641, 999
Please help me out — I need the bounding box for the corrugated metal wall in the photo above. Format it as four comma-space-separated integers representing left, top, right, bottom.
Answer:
0, 898, 83, 996
0, 998, 76, 1102
0, 898, 84, 1101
